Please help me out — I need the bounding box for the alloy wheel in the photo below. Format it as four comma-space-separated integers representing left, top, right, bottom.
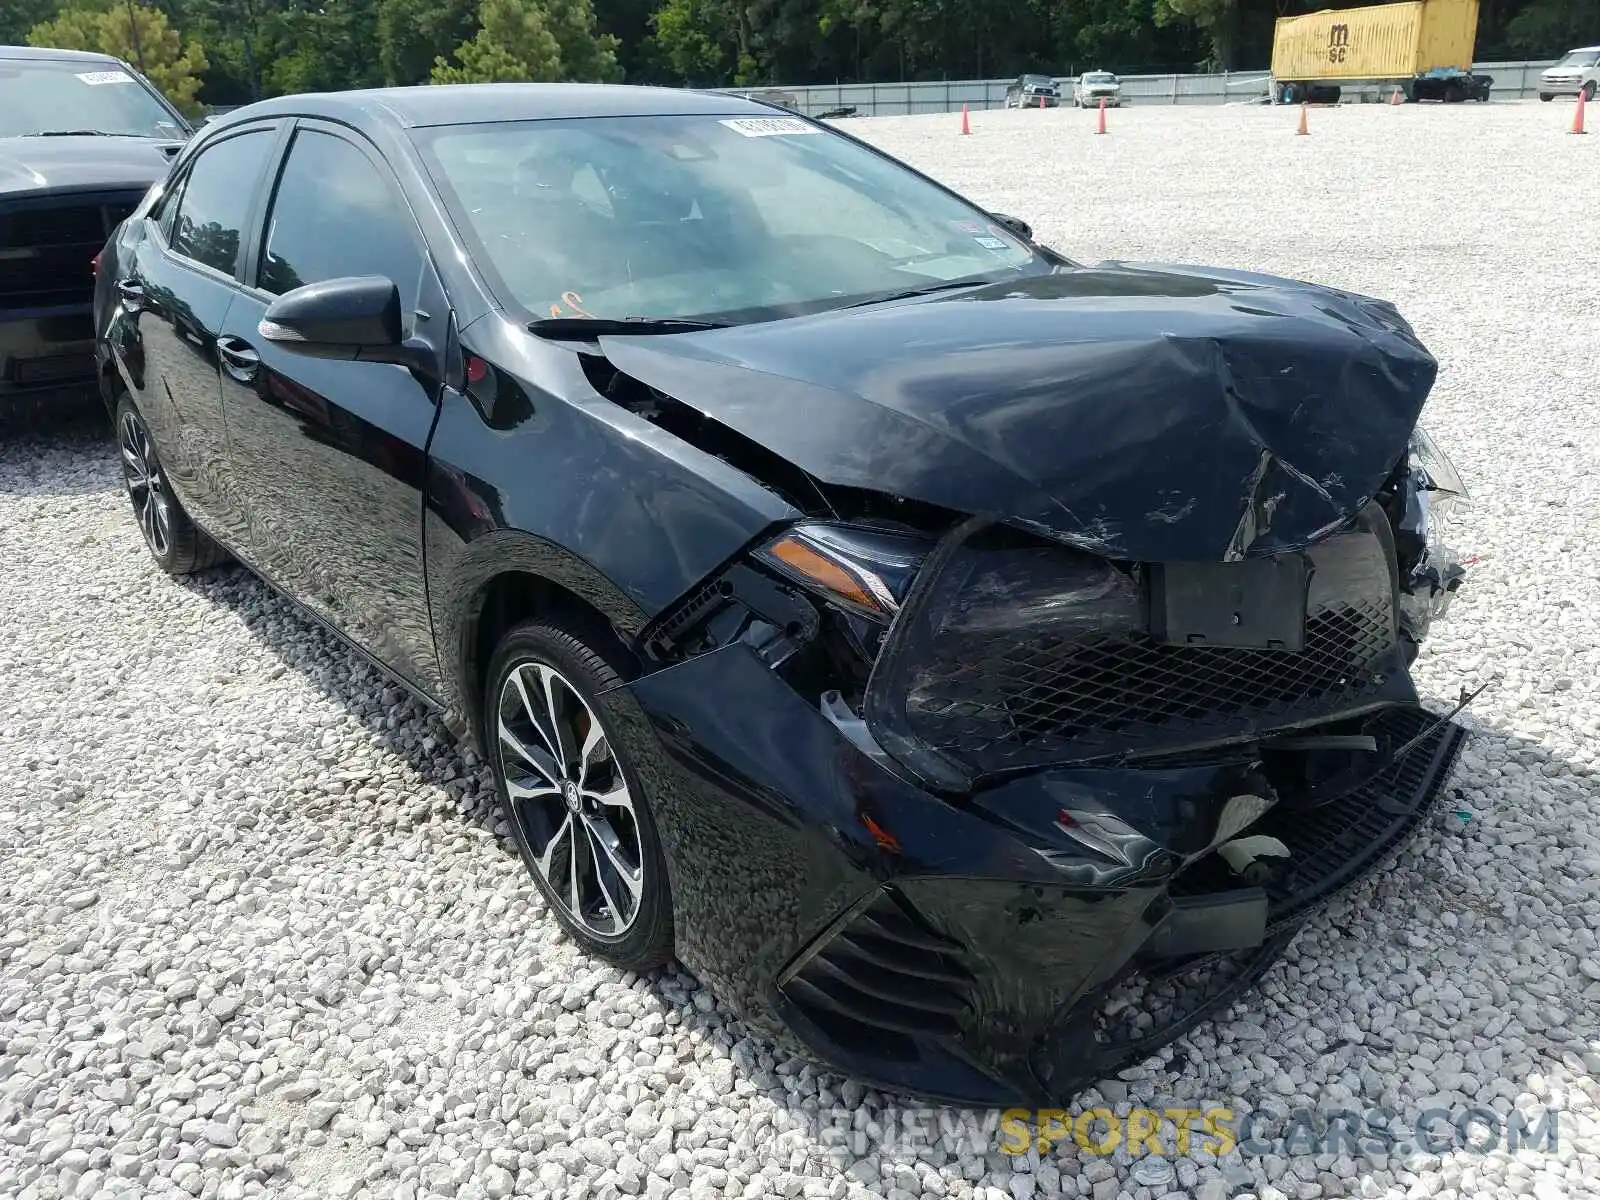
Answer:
497, 660, 644, 937
119, 410, 171, 559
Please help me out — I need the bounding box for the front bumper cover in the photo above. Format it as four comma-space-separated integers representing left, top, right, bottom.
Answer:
623, 644, 1467, 1106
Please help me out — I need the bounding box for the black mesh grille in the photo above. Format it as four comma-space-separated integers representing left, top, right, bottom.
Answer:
974, 597, 1392, 746
781, 888, 976, 1058
0, 197, 138, 306
871, 513, 1406, 778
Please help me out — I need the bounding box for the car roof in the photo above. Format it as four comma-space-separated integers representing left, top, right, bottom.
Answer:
210, 83, 784, 132
1569, 45, 1600, 52
0, 44, 122, 64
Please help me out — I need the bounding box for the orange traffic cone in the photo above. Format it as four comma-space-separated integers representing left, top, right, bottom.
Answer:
1096, 96, 1107, 134
1572, 88, 1588, 134
960, 103, 971, 135
1296, 102, 1309, 135
1038, 94, 1045, 109
1390, 86, 1403, 105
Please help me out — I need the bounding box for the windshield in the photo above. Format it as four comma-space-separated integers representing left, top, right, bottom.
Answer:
1084, 73, 1117, 84
0, 58, 186, 138
1022, 75, 1054, 86
1556, 50, 1600, 67
417, 114, 1048, 325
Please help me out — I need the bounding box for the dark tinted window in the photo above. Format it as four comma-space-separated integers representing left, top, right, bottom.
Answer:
169, 131, 273, 276
259, 131, 421, 298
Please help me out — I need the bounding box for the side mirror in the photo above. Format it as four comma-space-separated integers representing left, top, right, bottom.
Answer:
259, 275, 409, 364
990, 212, 1033, 241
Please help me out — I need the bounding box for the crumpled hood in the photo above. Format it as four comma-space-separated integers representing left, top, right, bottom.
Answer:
597, 263, 1437, 563
0, 135, 180, 198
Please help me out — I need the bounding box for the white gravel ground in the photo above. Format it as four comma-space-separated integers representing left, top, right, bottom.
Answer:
4, 99, 1600, 1200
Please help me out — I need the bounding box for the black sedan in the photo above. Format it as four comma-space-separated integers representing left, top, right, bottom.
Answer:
94, 83, 1472, 1105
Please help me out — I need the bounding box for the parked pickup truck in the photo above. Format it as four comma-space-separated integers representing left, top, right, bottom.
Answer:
1005, 74, 1062, 108
1, 44, 190, 422
1073, 71, 1123, 107
1538, 47, 1600, 101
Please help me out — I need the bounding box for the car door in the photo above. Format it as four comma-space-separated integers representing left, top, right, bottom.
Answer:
214, 120, 447, 692
114, 124, 279, 547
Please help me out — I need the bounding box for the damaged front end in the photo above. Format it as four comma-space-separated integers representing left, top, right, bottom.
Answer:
626, 426, 1472, 1103
596, 268, 1477, 1103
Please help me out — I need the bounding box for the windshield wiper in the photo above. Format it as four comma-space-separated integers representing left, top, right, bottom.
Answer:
842, 278, 993, 310
528, 316, 729, 340
25, 129, 112, 137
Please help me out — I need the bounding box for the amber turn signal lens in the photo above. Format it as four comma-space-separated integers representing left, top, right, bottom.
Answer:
765, 534, 890, 617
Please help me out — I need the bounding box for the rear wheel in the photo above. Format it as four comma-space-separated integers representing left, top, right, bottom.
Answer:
114, 397, 231, 576
486, 618, 673, 971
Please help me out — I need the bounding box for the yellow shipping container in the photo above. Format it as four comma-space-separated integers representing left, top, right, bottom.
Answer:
1271, 0, 1480, 83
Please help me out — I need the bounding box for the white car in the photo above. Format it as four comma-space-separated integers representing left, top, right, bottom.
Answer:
1539, 46, 1600, 101
1073, 71, 1122, 108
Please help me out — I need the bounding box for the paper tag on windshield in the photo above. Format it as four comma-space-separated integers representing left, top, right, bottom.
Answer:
719, 117, 817, 137
77, 70, 134, 85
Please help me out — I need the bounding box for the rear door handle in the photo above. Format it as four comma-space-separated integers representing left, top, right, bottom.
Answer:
217, 336, 261, 383
116, 278, 144, 310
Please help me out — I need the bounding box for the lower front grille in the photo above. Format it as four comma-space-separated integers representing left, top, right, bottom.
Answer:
780, 888, 976, 1059
1170, 704, 1466, 925
11, 353, 95, 385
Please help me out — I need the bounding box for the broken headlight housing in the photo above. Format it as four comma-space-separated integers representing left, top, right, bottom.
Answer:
753, 522, 930, 624
753, 522, 934, 765
1408, 425, 1469, 530
1396, 425, 1470, 649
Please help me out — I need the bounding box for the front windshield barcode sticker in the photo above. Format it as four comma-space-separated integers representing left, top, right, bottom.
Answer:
77, 70, 135, 85
719, 117, 818, 137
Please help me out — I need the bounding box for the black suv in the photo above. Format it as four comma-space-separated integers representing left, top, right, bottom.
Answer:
1, 45, 190, 421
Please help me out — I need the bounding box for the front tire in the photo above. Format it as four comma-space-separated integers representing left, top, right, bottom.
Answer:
486, 619, 673, 972
1540, 93, 1554, 102
114, 397, 230, 576
1584, 81, 1597, 101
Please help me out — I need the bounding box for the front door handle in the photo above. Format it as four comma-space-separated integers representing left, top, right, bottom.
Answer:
217, 336, 261, 383
116, 278, 144, 310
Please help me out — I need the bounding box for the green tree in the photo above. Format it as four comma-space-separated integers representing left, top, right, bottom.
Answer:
432, 0, 619, 83
378, 0, 478, 84
648, 0, 725, 83
1, 0, 58, 46
544, 0, 622, 79
1505, 0, 1600, 55
261, 0, 383, 95
28, 2, 208, 112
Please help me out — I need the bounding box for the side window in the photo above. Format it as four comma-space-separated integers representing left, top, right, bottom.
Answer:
258, 130, 422, 300
152, 174, 186, 242
168, 130, 273, 276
